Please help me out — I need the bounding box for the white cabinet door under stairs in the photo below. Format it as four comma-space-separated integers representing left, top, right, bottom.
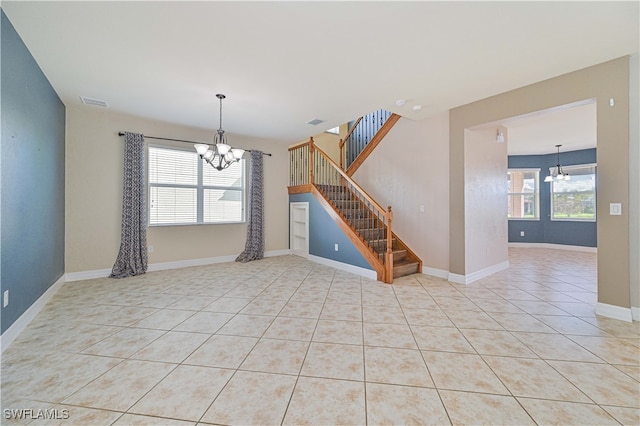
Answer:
290, 202, 309, 258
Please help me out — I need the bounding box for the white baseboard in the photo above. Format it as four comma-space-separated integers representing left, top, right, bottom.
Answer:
308, 255, 377, 280
1, 274, 66, 353
632, 307, 640, 322
508, 242, 597, 253
448, 261, 510, 285
596, 302, 633, 322
422, 266, 449, 280
66, 249, 293, 282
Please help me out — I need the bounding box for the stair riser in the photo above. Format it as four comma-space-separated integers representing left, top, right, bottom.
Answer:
394, 262, 420, 278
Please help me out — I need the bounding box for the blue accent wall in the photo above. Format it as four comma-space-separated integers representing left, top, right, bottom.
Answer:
508, 148, 596, 247
289, 193, 372, 270
1, 10, 66, 333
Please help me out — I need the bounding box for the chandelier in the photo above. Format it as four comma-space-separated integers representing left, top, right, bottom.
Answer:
194, 94, 245, 170
544, 144, 570, 182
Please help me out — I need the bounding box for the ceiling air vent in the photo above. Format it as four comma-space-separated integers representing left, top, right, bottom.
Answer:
306, 118, 325, 126
80, 96, 109, 108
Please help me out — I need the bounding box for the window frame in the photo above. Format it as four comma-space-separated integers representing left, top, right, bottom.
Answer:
550, 163, 597, 222
147, 144, 246, 227
507, 168, 540, 221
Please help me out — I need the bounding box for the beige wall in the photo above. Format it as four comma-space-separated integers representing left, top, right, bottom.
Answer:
450, 56, 631, 309
65, 107, 289, 273
464, 127, 508, 274
353, 113, 450, 272
311, 131, 340, 163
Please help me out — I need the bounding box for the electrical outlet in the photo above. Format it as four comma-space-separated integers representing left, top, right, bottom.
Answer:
334, 244, 339, 251
3, 290, 8, 308
520, 231, 525, 237
148, 245, 154, 253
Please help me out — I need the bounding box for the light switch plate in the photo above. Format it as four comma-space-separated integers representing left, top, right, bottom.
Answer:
610, 203, 622, 215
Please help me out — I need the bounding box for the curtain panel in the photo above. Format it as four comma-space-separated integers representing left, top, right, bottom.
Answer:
110, 132, 148, 278
236, 150, 264, 262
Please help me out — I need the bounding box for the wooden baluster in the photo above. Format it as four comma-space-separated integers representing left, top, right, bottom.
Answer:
339, 139, 344, 171
385, 206, 394, 284
309, 137, 315, 186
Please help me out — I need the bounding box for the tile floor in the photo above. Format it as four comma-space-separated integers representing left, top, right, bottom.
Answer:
1, 248, 638, 425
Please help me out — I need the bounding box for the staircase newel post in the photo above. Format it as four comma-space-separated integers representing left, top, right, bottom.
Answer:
339, 139, 344, 170
385, 206, 394, 284
309, 137, 315, 186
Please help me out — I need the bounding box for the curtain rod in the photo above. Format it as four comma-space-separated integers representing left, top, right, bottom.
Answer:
117, 132, 272, 156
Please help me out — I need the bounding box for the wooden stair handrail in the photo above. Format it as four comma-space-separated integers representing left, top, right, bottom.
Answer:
346, 113, 401, 177
339, 117, 363, 149
313, 144, 389, 219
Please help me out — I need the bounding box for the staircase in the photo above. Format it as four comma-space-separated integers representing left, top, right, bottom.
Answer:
288, 116, 422, 284
319, 184, 421, 279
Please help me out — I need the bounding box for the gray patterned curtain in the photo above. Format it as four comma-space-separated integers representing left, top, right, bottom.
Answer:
236, 150, 264, 262
110, 132, 148, 278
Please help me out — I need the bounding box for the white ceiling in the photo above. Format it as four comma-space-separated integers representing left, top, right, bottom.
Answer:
3, 1, 638, 148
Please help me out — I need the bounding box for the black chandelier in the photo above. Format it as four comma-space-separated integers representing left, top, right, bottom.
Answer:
544, 144, 570, 182
194, 94, 245, 170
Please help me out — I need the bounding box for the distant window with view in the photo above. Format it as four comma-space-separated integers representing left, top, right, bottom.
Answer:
508, 169, 540, 220
551, 164, 596, 221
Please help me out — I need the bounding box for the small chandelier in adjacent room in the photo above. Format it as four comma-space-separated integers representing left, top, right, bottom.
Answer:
194, 94, 245, 171
544, 144, 571, 182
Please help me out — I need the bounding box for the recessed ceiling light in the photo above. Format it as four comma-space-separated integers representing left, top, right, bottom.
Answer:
307, 118, 325, 126
395, 99, 406, 107
412, 105, 422, 111
80, 96, 109, 108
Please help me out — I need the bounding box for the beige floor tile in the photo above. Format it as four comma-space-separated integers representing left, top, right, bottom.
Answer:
216, 314, 275, 337
549, 301, 597, 317
201, 371, 296, 425
202, 297, 251, 313
534, 314, 610, 336
262, 317, 317, 341
567, 335, 640, 365
132, 309, 196, 330
439, 390, 534, 425
581, 316, 640, 338
240, 338, 310, 375
129, 365, 233, 421
131, 331, 209, 363
488, 312, 558, 333
290, 289, 328, 303
460, 329, 537, 358
402, 308, 454, 327
484, 356, 591, 403
81, 327, 165, 358
512, 332, 604, 362
283, 377, 366, 425
518, 398, 619, 425
172, 311, 234, 334
167, 295, 218, 310
240, 298, 287, 316
280, 301, 324, 319
433, 296, 483, 312
301, 342, 364, 381
411, 326, 475, 353
362, 304, 405, 324
366, 383, 449, 425
321, 303, 363, 321
112, 414, 195, 425
548, 360, 640, 407
184, 334, 258, 368
313, 320, 363, 345
95, 306, 160, 327
444, 310, 505, 330
614, 364, 640, 381
363, 323, 417, 349
602, 405, 640, 426
325, 291, 362, 305
510, 300, 571, 316
421, 351, 508, 394
364, 346, 433, 387
63, 360, 175, 411
463, 298, 523, 315
26, 405, 122, 426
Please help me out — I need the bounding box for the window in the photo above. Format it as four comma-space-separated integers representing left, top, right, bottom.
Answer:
551, 164, 596, 221
148, 145, 245, 225
508, 169, 539, 220
325, 126, 340, 135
